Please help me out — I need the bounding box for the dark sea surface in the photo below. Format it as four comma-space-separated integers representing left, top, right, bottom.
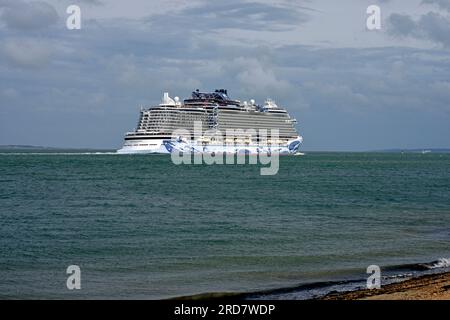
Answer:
0, 151, 449, 299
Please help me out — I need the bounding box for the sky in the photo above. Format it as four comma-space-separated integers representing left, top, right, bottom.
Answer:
0, 0, 450, 151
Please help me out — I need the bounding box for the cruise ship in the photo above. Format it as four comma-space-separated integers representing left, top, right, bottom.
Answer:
117, 89, 303, 154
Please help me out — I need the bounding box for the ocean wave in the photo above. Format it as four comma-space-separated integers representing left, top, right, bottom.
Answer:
173, 258, 450, 300
420, 258, 450, 270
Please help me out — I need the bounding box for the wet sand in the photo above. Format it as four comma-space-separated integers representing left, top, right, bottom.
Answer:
320, 272, 450, 300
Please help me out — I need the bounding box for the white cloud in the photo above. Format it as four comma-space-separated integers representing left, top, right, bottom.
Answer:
233, 57, 294, 97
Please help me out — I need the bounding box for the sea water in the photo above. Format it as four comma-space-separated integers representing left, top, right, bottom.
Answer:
0, 151, 449, 299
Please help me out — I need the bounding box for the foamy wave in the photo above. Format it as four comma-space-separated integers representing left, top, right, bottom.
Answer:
423, 258, 450, 269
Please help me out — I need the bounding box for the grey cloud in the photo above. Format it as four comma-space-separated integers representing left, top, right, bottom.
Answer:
387, 14, 417, 37
146, 1, 310, 32
0, 0, 59, 30
1, 87, 19, 99
387, 11, 450, 47
76, 0, 103, 5
420, 12, 450, 46
422, 0, 450, 11
1, 2, 450, 150
1, 38, 52, 68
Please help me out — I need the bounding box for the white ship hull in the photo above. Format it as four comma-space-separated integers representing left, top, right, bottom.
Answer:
117, 137, 303, 155
117, 139, 168, 154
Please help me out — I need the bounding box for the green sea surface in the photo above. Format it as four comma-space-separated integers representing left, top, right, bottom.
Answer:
0, 151, 449, 299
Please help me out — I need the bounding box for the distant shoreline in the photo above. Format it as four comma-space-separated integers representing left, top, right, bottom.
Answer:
371, 148, 450, 153
1, 145, 450, 153
0, 145, 115, 153
0, 145, 113, 151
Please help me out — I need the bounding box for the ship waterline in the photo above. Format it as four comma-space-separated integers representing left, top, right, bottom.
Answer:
117, 89, 303, 154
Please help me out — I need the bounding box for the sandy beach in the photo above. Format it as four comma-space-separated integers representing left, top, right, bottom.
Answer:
320, 272, 450, 300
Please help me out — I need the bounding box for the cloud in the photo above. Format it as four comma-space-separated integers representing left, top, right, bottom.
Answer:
146, 1, 310, 32
387, 12, 450, 47
420, 12, 450, 46
1, 87, 19, 99
422, 0, 450, 11
1, 1, 450, 150
387, 14, 417, 37
0, 0, 59, 30
1, 38, 52, 68
231, 57, 294, 97
77, 0, 104, 5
